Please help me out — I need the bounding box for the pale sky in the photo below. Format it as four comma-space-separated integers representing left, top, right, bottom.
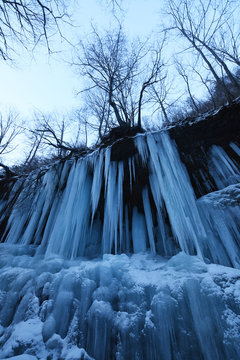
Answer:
0, 0, 161, 118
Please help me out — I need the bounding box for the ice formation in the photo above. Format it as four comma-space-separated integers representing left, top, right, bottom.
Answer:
0, 131, 239, 359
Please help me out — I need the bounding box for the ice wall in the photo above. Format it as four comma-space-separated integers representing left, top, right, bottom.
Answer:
0, 132, 239, 267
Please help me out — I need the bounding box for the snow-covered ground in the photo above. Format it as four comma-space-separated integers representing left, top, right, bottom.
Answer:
0, 247, 240, 360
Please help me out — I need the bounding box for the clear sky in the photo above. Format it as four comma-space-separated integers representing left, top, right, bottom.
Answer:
0, 0, 161, 119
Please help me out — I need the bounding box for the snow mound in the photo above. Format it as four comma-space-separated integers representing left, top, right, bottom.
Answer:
0, 249, 240, 359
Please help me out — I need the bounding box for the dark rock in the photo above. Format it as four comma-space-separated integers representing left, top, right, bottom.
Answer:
168, 100, 240, 197
169, 100, 240, 152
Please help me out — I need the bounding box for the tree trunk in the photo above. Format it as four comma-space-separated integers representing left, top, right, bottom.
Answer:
137, 86, 146, 128
110, 100, 125, 126
159, 100, 169, 124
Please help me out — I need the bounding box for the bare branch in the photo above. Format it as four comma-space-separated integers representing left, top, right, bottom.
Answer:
0, 0, 68, 59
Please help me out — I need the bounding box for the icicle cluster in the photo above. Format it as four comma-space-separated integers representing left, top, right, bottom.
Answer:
0, 132, 239, 268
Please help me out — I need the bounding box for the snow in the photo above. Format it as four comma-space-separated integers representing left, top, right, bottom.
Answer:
199, 183, 240, 208
0, 248, 240, 359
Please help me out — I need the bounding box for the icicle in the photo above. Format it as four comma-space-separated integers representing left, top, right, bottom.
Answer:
147, 132, 205, 257
124, 205, 130, 253
102, 162, 118, 253
148, 173, 171, 256
131, 156, 136, 181
118, 162, 124, 252
132, 207, 147, 253
209, 145, 240, 189
3, 166, 61, 246
58, 160, 72, 189
198, 184, 240, 268
128, 158, 132, 193
230, 142, 240, 157
142, 187, 156, 254
101, 160, 124, 254
134, 134, 149, 165
45, 160, 92, 258
91, 151, 103, 222
104, 147, 111, 192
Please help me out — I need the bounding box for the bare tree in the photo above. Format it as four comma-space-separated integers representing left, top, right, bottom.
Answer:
213, 20, 240, 67
165, 0, 240, 103
30, 113, 88, 160
0, 111, 20, 154
74, 26, 142, 128
149, 81, 171, 124
74, 26, 167, 134
31, 115, 72, 158
189, 64, 217, 109
147, 60, 183, 126
0, 111, 22, 175
137, 44, 166, 127
0, 0, 67, 60
175, 59, 199, 112
23, 131, 44, 167
82, 89, 112, 141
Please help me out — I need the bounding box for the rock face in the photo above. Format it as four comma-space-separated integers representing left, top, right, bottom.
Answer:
169, 99, 240, 197
170, 99, 240, 150
0, 102, 239, 360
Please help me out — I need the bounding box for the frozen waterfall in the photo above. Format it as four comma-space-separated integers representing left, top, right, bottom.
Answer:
0, 131, 240, 359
